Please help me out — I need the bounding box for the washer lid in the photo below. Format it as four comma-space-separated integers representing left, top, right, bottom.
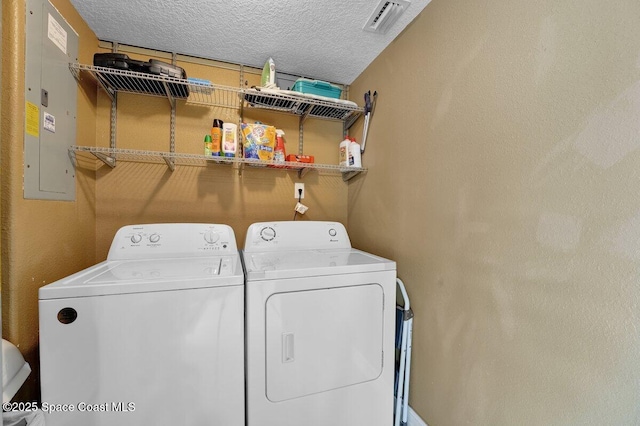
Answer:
242, 248, 395, 280
39, 255, 244, 300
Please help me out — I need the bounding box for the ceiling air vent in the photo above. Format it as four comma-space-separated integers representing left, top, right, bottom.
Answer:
363, 0, 411, 34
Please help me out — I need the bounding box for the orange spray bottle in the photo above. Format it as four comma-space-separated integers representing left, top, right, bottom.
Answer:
274, 129, 286, 165
210, 119, 223, 157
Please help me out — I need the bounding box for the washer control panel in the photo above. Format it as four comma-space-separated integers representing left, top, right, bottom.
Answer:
108, 223, 237, 260
244, 221, 351, 252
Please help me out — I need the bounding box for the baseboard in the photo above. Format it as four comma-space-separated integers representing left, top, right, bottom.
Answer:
407, 406, 428, 426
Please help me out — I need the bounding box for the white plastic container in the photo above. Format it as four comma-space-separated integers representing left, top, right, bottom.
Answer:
222, 123, 238, 158
339, 137, 350, 167
349, 140, 362, 168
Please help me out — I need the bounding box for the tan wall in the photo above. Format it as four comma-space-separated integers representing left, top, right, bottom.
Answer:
1, 0, 98, 399
349, 0, 640, 424
89, 45, 348, 256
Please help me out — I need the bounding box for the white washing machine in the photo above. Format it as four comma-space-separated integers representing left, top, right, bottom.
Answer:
39, 223, 245, 426
243, 221, 396, 426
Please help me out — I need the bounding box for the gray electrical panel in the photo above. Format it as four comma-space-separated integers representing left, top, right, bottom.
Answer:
24, 0, 78, 200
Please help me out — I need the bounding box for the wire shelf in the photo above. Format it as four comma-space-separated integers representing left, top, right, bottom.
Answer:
70, 63, 242, 108
70, 146, 366, 180
69, 63, 362, 120
242, 89, 362, 121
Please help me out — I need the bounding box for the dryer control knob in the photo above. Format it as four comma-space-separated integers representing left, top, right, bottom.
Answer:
149, 233, 161, 243
130, 234, 142, 244
260, 227, 276, 241
204, 231, 220, 244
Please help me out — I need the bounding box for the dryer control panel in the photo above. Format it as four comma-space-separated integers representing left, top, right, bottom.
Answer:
108, 223, 237, 260
244, 221, 351, 252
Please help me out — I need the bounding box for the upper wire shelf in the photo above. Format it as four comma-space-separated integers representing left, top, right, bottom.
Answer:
69, 63, 363, 123
69, 63, 242, 108
243, 89, 362, 125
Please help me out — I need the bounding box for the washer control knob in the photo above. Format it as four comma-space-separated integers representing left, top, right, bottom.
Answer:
130, 234, 142, 244
204, 231, 220, 244
149, 233, 161, 243
329, 228, 337, 237
260, 227, 276, 241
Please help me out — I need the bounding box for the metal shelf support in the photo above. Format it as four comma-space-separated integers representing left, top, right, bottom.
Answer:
92, 151, 116, 168
110, 95, 117, 161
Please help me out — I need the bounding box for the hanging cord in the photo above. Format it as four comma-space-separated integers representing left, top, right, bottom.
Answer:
293, 188, 303, 220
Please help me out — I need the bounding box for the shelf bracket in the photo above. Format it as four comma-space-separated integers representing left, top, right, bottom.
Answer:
342, 170, 361, 182
298, 167, 310, 179
93, 73, 115, 101
68, 148, 77, 168
344, 110, 361, 132
161, 154, 176, 171
92, 150, 116, 168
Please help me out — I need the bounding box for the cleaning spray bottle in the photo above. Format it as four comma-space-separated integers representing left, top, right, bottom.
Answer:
274, 129, 287, 165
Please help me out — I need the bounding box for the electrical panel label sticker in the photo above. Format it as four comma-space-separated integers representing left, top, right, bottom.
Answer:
26, 102, 39, 137
43, 112, 56, 133
47, 13, 67, 54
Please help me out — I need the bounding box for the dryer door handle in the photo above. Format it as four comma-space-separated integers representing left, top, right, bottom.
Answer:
282, 332, 295, 363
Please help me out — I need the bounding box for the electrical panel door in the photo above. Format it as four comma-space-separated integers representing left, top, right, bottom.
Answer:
24, 0, 78, 200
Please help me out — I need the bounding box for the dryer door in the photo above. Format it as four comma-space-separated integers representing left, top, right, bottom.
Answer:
265, 283, 384, 402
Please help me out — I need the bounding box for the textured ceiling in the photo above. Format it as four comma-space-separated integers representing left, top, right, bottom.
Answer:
69, 0, 431, 84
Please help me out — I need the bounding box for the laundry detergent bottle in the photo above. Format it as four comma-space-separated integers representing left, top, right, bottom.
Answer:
349, 138, 362, 168
339, 137, 350, 166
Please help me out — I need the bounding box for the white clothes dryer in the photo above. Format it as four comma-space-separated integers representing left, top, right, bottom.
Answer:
39, 223, 245, 426
243, 221, 396, 426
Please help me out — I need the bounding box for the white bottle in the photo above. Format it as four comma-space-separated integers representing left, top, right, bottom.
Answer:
349, 139, 362, 168
222, 123, 238, 158
339, 137, 350, 167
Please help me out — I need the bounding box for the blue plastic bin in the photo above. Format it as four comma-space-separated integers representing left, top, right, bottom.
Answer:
291, 78, 342, 98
